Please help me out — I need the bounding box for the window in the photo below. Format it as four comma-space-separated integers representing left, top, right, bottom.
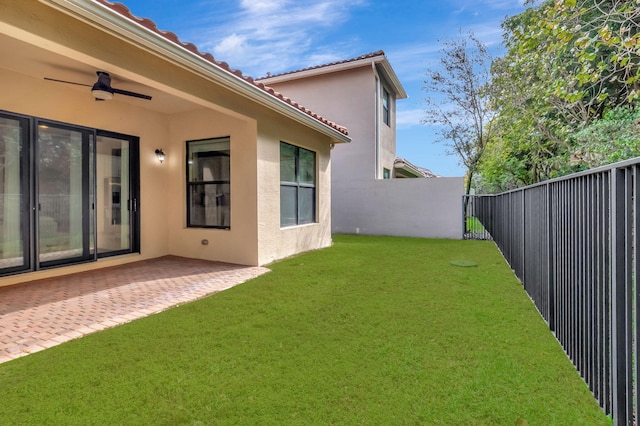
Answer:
186, 137, 230, 229
382, 88, 390, 126
280, 142, 316, 227
383, 168, 390, 179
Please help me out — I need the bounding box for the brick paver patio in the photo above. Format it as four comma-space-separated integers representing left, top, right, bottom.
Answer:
0, 256, 270, 364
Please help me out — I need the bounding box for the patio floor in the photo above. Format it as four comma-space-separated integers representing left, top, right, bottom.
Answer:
0, 256, 270, 364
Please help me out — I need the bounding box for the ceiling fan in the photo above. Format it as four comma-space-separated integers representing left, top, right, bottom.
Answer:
44, 71, 152, 101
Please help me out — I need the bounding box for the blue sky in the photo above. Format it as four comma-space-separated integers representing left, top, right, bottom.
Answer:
125, 0, 527, 176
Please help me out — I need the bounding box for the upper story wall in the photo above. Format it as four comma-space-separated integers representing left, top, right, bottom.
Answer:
378, 75, 398, 179
264, 65, 398, 183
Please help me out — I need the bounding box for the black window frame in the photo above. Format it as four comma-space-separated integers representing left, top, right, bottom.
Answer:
95, 129, 141, 259
382, 88, 391, 126
0, 111, 32, 275
186, 137, 231, 229
280, 142, 316, 227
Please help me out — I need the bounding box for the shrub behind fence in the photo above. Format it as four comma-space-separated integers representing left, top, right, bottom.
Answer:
466, 158, 640, 425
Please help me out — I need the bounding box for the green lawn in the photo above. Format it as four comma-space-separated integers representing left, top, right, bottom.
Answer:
0, 235, 608, 425
466, 216, 487, 233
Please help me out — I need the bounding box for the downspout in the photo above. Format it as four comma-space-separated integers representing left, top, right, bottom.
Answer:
374, 63, 380, 180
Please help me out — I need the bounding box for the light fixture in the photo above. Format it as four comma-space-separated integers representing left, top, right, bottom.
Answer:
91, 71, 114, 100
155, 148, 165, 163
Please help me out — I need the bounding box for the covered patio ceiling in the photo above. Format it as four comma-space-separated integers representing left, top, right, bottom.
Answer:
0, 31, 200, 116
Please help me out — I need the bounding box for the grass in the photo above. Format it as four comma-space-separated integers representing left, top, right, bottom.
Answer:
465, 216, 487, 233
0, 235, 608, 425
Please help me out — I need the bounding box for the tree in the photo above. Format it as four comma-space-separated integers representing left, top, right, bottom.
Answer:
422, 31, 495, 205
477, 5, 578, 192
542, 0, 640, 109
476, 0, 639, 192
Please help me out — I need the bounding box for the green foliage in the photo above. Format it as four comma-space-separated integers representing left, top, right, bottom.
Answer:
522, 0, 640, 114
556, 0, 640, 105
572, 105, 640, 167
0, 236, 608, 424
476, 0, 640, 192
476, 5, 575, 192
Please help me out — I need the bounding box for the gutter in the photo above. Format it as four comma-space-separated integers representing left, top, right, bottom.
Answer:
40, 0, 351, 144
375, 59, 407, 100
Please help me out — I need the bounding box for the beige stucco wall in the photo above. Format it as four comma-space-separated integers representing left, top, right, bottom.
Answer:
0, 1, 337, 286
264, 67, 379, 182
264, 66, 399, 181
256, 110, 333, 265
166, 109, 260, 266
379, 79, 397, 178
264, 65, 403, 234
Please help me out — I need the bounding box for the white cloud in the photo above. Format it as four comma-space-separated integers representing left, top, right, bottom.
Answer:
239, 0, 288, 12
189, 0, 366, 76
397, 108, 425, 129
385, 43, 442, 84
215, 33, 248, 56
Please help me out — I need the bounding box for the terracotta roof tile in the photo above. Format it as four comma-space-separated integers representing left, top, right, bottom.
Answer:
93, 0, 348, 136
258, 50, 386, 80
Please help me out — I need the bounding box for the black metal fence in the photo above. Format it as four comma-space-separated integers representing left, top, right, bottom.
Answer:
465, 158, 640, 425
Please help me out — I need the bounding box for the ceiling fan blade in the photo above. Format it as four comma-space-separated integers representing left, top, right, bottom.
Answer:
44, 77, 91, 87
112, 88, 152, 100
45, 73, 152, 101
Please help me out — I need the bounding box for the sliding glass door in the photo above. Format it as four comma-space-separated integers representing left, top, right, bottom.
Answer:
0, 111, 139, 277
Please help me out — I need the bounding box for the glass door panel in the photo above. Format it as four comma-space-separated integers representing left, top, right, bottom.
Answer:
97, 135, 131, 255
0, 114, 29, 274
37, 123, 93, 266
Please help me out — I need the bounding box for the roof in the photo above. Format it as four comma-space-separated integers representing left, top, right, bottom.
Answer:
394, 158, 440, 178
260, 51, 386, 80
257, 51, 408, 100
49, 0, 349, 140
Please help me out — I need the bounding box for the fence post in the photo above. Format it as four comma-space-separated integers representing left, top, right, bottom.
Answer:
634, 166, 640, 423
611, 167, 632, 425
523, 191, 527, 284
462, 195, 466, 239
547, 182, 555, 332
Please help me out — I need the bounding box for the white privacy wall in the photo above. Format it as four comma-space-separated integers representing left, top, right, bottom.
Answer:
332, 177, 464, 239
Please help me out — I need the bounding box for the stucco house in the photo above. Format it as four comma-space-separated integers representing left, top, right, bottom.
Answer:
258, 52, 408, 182
258, 52, 463, 238
0, 0, 350, 286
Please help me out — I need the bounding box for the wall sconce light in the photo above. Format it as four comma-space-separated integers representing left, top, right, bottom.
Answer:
155, 148, 165, 163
